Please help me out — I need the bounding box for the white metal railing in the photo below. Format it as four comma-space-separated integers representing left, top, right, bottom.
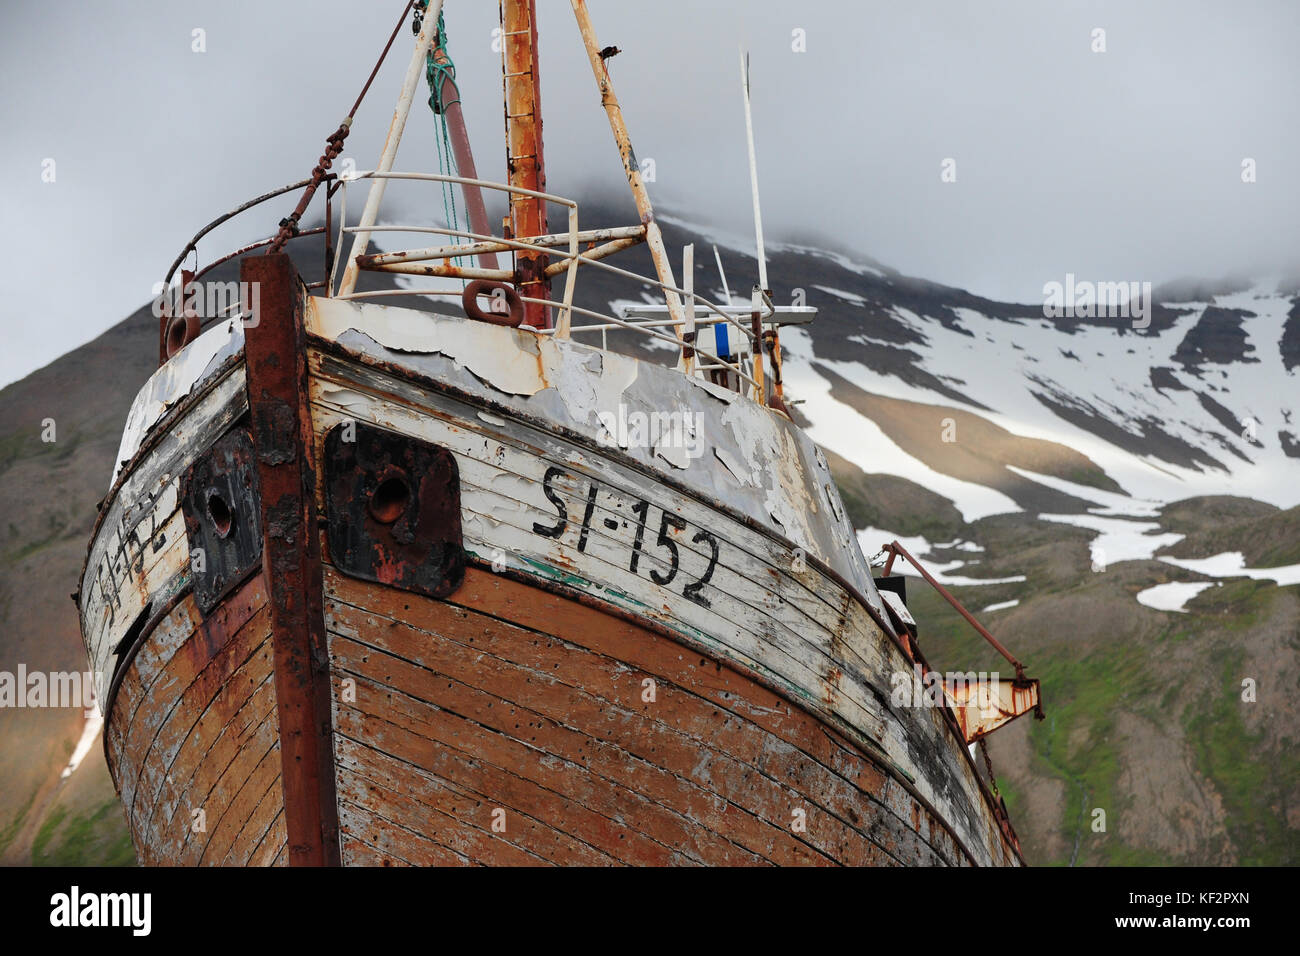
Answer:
330, 169, 772, 400
159, 168, 778, 403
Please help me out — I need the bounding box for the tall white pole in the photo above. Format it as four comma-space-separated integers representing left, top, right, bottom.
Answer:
338, 0, 446, 296
740, 48, 768, 292
682, 243, 695, 375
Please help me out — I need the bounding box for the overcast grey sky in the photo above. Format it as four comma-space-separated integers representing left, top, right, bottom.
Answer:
2, 0, 1297, 387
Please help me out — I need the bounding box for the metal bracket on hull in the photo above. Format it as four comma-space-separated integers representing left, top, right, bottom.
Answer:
323, 421, 466, 599
945, 676, 1043, 744
180, 426, 263, 615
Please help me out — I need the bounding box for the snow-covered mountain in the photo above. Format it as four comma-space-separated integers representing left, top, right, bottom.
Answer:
603, 212, 1300, 608
589, 209, 1300, 866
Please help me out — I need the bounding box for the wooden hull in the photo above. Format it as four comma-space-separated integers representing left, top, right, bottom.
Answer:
81, 280, 1022, 866
107, 575, 287, 866
329, 567, 965, 865
104, 562, 977, 866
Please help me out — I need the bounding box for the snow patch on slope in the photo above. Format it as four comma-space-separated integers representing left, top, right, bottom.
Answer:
1136, 581, 1220, 613
782, 329, 1020, 523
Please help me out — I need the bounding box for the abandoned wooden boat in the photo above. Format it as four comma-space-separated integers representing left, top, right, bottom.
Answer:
77, 0, 1041, 866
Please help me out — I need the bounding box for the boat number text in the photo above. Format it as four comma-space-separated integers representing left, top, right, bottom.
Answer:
531, 466, 718, 609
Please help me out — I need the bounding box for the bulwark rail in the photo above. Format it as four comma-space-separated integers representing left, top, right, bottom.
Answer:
154, 168, 778, 406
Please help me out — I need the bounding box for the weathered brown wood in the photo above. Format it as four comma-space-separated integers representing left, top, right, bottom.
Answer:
337, 652, 838, 865
341, 836, 406, 867
323, 566, 977, 865
334, 706, 696, 866
131, 607, 271, 819
248, 808, 288, 867
448, 568, 986, 863
121, 599, 273, 832
241, 253, 340, 866
209, 682, 282, 864
189, 732, 282, 865
142, 660, 277, 855
111, 578, 267, 825
333, 620, 929, 865
300, 355, 1009, 854
338, 802, 470, 866
329, 611, 892, 864
334, 735, 618, 866
102, 573, 291, 866
335, 566, 975, 863
337, 769, 550, 866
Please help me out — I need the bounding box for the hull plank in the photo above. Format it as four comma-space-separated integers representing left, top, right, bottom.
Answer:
328, 567, 952, 866
117, 585, 270, 831
334, 736, 618, 866
105, 575, 288, 866
140, 657, 277, 856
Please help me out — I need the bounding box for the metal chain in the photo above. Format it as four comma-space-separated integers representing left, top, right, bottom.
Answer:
265, 1, 417, 255
979, 737, 1001, 799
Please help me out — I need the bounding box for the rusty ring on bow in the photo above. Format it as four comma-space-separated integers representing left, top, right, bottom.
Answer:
165, 314, 202, 358
461, 280, 524, 327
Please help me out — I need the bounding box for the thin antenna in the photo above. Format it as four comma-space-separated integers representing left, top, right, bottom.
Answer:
739, 47, 768, 292
712, 244, 733, 305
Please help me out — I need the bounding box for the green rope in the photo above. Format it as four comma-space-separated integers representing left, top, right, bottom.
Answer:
419, 5, 466, 276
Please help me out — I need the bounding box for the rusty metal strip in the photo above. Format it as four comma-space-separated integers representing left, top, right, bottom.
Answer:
883, 539, 1032, 681
241, 252, 341, 866
501, 0, 551, 328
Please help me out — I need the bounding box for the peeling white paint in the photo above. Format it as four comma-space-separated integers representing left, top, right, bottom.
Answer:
544, 347, 641, 445
309, 297, 547, 396
713, 446, 756, 487
112, 320, 244, 487
687, 374, 740, 405
309, 294, 889, 609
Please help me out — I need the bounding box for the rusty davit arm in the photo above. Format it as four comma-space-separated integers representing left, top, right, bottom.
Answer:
882, 539, 1044, 743
569, 0, 692, 371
